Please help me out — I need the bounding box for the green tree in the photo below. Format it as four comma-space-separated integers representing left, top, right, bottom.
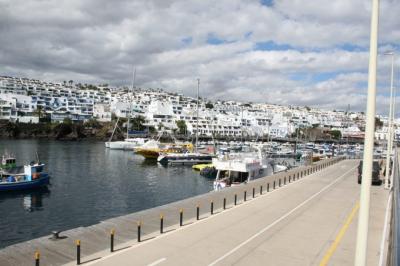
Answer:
175, 120, 187, 135
63, 117, 73, 125
375, 117, 383, 129
148, 126, 157, 134
5, 122, 20, 138
205, 102, 214, 109
131, 115, 146, 131
33, 106, 44, 118
84, 118, 101, 129
329, 130, 342, 140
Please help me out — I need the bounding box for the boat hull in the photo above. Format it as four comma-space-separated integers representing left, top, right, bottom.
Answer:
136, 149, 160, 159
158, 154, 214, 166
0, 174, 50, 192
106, 141, 140, 150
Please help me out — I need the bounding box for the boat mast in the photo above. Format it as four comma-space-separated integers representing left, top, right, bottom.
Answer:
127, 67, 136, 139
241, 106, 243, 145
196, 78, 200, 153
109, 117, 120, 142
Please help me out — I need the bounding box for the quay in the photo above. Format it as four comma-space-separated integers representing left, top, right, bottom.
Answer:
0, 157, 390, 265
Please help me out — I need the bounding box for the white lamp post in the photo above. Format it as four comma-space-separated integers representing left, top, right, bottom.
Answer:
355, 0, 380, 264
385, 52, 395, 189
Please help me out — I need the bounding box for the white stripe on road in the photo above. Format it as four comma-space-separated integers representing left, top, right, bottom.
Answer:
208, 166, 357, 266
147, 257, 166, 266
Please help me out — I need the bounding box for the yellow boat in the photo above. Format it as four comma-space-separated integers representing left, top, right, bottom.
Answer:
135, 140, 194, 160
192, 163, 213, 171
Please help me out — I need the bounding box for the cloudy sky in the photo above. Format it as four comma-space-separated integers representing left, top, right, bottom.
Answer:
1, 0, 399, 114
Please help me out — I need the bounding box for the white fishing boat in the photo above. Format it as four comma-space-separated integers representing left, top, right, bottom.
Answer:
213, 149, 287, 191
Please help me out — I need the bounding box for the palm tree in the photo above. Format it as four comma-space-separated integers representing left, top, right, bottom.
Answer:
33, 106, 44, 118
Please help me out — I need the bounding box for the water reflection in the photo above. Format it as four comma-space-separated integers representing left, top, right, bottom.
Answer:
0, 139, 212, 248
0, 187, 50, 212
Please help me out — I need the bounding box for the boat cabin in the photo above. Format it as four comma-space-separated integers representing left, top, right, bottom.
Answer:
1, 156, 16, 169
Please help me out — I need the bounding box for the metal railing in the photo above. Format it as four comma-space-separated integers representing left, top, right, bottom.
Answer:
387, 149, 400, 265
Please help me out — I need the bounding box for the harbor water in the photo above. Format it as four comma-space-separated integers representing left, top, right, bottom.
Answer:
0, 139, 213, 248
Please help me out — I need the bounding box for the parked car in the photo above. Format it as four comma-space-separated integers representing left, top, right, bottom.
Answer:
357, 160, 382, 185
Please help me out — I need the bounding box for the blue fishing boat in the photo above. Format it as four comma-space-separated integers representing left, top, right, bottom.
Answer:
0, 161, 50, 192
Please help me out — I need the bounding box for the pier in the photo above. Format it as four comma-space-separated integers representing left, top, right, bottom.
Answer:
0, 157, 390, 265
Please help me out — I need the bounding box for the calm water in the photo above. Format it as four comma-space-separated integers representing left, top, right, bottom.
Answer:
0, 139, 213, 248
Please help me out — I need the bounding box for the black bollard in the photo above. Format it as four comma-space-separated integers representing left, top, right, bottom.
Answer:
284, 177, 286, 185
137, 222, 141, 242
76, 240, 81, 265
197, 205, 200, 220
273, 181, 275, 189
35, 251, 40, 266
160, 214, 164, 233
252, 187, 255, 198
260, 185, 263, 195
234, 194, 237, 205
267, 183, 270, 192
223, 198, 226, 210
211, 201, 214, 215
110, 229, 115, 252
179, 209, 183, 226
244, 191, 247, 201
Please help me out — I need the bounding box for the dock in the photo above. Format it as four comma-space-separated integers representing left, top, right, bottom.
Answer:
0, 157, 390, 265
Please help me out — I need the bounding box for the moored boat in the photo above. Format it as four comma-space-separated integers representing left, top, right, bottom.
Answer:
1, 153, 17, 170
0, 163, 50, 192
158, 153, 214, 166
213, 149, 287, 191
136, 140, 194, 160
106, 138, 147, 150
192, 163, 213, 171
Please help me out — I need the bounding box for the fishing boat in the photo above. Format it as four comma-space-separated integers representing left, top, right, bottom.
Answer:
1, 153, 17, 170
213, 149, 287, 191
0, 162, 50, 192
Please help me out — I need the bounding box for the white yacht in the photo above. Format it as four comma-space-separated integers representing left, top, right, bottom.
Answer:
106, 138, 147, 150
213, 149, 287, 191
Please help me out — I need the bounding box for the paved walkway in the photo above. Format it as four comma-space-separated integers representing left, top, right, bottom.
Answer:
74, 160, 389, 266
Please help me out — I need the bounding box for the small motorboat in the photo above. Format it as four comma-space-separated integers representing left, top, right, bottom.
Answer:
0, 161, 50, 192
192, 163, 213, 171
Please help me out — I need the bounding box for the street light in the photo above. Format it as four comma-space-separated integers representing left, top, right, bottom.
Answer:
196, 78, 200, 153
384, 51, 395, 189
355, 0, 380, 264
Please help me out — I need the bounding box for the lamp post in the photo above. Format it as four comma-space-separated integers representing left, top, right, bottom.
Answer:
196, 78, 200, 153
385, 51, 395, 189
355, 0, 380, 264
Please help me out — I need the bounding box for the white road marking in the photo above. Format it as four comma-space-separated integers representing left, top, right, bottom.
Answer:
147, 257, 166, 266
208, 165, 356, 266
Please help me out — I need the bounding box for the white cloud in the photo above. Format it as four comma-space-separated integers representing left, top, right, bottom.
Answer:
0, 0, 398, 115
